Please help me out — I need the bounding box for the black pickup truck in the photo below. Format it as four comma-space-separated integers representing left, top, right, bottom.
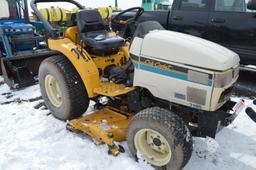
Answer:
136, 0, 256, 66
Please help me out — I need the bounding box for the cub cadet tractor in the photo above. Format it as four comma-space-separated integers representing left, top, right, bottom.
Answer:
31, 0, 246, 169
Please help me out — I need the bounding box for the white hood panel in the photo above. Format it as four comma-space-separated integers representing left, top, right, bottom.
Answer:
140, 30, 240, 71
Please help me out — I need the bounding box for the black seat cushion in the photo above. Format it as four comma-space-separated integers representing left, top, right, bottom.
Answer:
76, 10, 125, 51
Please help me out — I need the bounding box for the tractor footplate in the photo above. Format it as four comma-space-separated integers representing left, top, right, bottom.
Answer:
67, 107, 132, 155
93, 82, 135, 97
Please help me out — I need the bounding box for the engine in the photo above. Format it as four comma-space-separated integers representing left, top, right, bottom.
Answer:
2, 22, 36, 52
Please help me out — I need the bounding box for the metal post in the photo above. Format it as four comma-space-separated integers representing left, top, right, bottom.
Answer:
24, 0, 30, 23
115, 0, 118, 8
0, 27, 13, 57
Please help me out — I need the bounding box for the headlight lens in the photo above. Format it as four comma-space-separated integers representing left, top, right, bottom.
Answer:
188, 70, 210, 86
214, 70, 233, 88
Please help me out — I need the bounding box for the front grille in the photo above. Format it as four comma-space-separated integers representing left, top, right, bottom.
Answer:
187, 87, 207, 105
218, 86, 233, 105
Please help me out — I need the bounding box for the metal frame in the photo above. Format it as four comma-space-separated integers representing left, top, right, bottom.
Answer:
0, 28, 13, 57
23, 0, 30, 22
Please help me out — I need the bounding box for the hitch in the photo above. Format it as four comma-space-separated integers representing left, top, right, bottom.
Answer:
245, 100, 256, 123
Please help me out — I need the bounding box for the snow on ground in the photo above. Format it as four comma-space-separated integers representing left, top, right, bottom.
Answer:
0, 76, 256, 170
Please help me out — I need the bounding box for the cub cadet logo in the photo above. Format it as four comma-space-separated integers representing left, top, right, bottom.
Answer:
143, 59, 173, 71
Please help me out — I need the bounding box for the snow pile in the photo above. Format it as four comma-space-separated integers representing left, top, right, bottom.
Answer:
0, 76, 256, 170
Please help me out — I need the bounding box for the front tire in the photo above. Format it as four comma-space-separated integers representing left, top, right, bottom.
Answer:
39, 55, 89, 120
127, 107, 193, 170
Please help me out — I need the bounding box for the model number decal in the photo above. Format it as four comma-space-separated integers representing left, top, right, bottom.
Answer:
190, 103, 202, 109
71, 48, 91, 62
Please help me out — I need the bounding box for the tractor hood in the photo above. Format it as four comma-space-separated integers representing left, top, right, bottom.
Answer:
140, 30, 240, 71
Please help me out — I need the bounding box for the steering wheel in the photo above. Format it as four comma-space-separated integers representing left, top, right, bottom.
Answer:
112, 7, 144, 39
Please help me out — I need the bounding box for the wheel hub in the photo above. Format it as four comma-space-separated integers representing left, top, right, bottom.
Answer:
45, 74, 62, 107
134, 129, 172, 167
153, 138, 162, 147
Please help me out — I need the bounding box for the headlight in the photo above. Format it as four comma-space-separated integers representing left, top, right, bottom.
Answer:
214, 70, 233, 88
188, 70, 211, 86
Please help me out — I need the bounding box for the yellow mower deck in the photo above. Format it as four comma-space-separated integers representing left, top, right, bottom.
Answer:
67, 107, 133, 155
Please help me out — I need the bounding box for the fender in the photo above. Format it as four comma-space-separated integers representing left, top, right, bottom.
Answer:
48, 38, 100, 97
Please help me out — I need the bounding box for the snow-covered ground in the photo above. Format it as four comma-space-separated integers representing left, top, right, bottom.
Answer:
0, 76, 256, 170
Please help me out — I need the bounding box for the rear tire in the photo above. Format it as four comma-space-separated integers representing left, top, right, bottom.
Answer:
39, 55, 89, 120
127, 107, 193, 170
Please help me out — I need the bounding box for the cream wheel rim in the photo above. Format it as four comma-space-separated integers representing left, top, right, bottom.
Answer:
45, 74, 62, 107
134, 129, 172, 167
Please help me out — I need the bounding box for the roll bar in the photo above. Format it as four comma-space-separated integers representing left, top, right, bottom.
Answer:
30, 0, 84, 38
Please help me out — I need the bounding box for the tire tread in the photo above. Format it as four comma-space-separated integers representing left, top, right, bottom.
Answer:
127, 107, 193, 169
40, 55, 89, 119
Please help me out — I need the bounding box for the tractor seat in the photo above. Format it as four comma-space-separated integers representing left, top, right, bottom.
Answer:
76, 10, 125, 54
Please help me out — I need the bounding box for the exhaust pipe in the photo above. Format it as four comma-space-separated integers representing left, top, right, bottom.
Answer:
245, 100, 256, 123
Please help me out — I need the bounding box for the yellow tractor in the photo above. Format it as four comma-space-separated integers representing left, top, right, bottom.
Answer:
31, 0, 246, 169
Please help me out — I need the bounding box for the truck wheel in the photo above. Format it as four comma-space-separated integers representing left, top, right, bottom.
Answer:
39, 55, 89, 120
127, 107, 193, 170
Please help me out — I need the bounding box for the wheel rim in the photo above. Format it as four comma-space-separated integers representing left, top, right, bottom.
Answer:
45, 74, 62, 107
134, 129, 172, 167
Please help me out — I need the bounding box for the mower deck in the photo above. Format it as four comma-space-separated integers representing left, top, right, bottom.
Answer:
67, 107, 133, 155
